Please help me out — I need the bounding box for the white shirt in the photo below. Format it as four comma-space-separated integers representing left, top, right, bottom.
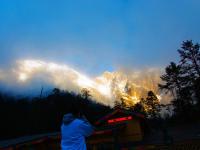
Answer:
61, 117, 93, 150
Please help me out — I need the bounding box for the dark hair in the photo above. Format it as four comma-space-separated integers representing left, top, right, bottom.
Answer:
69, 102, 81, 117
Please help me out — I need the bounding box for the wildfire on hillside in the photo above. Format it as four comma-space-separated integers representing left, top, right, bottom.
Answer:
0, 59, 166, 106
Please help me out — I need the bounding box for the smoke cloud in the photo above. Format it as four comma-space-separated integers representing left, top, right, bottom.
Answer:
0, 59, 170, 106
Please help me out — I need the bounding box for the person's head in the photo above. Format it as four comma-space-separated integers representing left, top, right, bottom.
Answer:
62, 104, 81, 125
69, 103, 82, 118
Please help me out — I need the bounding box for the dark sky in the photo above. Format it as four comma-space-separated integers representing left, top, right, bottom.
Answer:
0, 0, 200, 75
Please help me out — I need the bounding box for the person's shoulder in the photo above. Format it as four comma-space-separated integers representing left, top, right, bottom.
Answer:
73, 118, 85, 124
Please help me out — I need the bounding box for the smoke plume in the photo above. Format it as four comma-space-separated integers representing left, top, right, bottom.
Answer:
0, 59, 169, 106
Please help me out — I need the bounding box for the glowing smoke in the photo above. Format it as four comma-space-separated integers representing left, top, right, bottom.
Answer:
0, 59, 168, 106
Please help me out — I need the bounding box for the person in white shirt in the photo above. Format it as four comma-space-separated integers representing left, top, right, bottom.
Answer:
61, 111, 94, 150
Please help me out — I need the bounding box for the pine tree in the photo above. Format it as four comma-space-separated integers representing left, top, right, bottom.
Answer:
159, 40, 200, 118
159, 62, 183, 99
178, 40, 200, 77
81, 88, 91, 100
133, 98, 146, 116
178, 40, 200, 106
144, 91, 160, 118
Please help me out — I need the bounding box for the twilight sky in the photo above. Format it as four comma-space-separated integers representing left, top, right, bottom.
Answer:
0, 0, 200, 76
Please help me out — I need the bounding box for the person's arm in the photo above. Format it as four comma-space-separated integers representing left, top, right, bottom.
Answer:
81, 115, 90, 123
79, 116, 94, 137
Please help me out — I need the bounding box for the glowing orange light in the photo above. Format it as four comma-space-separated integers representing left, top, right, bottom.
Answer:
107, 116, 132, 124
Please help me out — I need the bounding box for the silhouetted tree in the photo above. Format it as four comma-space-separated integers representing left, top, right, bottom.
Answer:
159, 62, 183, 99
159, 40, 200, 120
143, 91, 161, 119
178, 40, 200, 106
81, 88, 91, 100
52, 88, 61, 96
0, 88, 112, 140
133, 99, 146, 116
178, 40, 200, 77
114, 100, 122, 109
158, 62, 191, 116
